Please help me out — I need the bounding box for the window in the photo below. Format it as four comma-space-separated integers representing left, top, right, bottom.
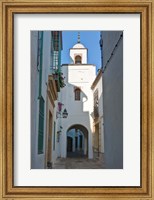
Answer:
38, 96, 45, 154
53, 51, 59, 69
51, 31, 62, 72
74, 88, 81, 101
75, 55, 82, 64
94, 89, 99, 118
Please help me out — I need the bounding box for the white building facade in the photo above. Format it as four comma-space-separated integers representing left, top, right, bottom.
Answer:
59, 42, 96, 159
100, 31, 123, 169
31, 32, 110, 169
91, 69, 104, 160
31, 31, 62, 169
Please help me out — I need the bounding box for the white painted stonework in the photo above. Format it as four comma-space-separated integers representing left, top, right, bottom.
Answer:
59, 42, 96, 159
70, 43, 87, 64
91, 71, 104, 155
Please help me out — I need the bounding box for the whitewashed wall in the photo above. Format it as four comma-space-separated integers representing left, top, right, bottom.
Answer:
92, 74, 104, 153
59, 64, 96, 159
31, 31, 40, 169
102, 31, 123, 169
31, 31, 59, 169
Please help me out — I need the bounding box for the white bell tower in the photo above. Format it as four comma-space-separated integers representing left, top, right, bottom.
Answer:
70, 32, 88, 64
60, 32, 96, 159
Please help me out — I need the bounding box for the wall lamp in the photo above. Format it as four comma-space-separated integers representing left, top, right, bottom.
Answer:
56, 108, 68, 119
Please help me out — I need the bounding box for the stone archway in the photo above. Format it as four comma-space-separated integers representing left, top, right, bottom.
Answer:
66, 124, 88, 158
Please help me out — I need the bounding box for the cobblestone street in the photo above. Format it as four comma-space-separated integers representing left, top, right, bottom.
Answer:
53, 156, 105, 169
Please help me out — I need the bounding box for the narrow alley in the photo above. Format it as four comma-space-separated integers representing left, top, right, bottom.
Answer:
31, 31, 123, 170
53, 157, 105, 169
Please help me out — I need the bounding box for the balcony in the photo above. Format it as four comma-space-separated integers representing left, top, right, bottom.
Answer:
52, 69, 66, 92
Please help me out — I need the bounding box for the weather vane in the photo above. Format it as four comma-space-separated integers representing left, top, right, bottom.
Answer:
77, 32, 80, 43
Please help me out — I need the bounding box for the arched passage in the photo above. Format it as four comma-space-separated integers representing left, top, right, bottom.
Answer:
66, 124, 88, 158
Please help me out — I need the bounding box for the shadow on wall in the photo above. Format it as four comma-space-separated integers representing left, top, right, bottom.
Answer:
102, 31, 123, 169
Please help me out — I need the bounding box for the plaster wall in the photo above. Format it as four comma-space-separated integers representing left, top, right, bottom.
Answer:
31, 31, 40, 169
45, 96, 62, 168
102, 31, 123, 169
34, 31, 51, 168
41, 31, 51, 98
52, 99, 62, 161
92, 75, 104, 153
31, 31, 58, 169
59, 64, 96, 159
31, 31, 47, 169
55, 98, 62, 158
102, 31, 122, 67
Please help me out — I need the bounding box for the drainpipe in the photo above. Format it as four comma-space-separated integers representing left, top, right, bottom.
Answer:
38, 31, 43, 98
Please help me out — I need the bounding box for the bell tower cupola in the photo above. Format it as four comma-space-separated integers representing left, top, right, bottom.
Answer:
70, 32, 88, 64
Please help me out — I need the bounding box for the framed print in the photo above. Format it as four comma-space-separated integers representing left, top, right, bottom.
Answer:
0, 0, 153, 199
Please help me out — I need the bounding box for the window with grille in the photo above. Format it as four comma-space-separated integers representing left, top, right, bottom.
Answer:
51, 31, 62, 72
94, 89, 99, 118
53, 51, 59, 70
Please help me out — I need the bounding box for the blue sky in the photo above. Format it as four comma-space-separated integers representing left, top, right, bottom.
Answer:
61, 31, 101, 72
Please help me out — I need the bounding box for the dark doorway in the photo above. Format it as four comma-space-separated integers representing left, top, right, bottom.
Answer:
66, 124, 88, 158
67, 136, 73, 152
75, 136, 78, 149
80, 135, 82, 149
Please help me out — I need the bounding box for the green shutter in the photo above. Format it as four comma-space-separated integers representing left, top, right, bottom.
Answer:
38, 96, 45, 154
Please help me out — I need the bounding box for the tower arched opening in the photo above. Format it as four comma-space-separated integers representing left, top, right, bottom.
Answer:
75, 55, 82, 64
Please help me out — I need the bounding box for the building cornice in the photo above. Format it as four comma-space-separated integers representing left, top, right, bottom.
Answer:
69, 48, 88, 50
91, 69, 103, 90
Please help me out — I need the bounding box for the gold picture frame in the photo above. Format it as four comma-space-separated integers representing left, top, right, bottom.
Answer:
0, 0, 153, 199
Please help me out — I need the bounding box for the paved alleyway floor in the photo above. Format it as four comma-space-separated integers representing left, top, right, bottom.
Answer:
53, 157, 105, 169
